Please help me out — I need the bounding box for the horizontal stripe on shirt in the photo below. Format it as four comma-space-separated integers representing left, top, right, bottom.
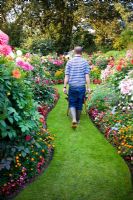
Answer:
65, 55, 90, 87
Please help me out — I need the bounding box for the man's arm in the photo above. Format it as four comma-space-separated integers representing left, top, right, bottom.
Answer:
85, 74, 91, 92
84, 60, 91, 92
64, 75, 69, 88
63, 75, 69, 93
63, 60, 70, 93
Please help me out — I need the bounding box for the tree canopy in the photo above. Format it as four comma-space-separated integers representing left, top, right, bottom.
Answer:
1, 0, 133, 53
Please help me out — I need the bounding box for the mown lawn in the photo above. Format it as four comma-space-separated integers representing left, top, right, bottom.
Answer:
16, 85, 133, 200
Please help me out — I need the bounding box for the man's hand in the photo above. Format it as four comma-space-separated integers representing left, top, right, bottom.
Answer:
87, 88, 91, 94
63, 87, 67, 94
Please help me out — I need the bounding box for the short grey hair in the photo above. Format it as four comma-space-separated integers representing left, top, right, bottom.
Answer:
74, 46, 83, 54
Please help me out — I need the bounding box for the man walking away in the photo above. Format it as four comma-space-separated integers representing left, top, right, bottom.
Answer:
63, 46, 91, 128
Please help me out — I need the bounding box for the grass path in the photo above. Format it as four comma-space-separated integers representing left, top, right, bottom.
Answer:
16, 85, 133, 200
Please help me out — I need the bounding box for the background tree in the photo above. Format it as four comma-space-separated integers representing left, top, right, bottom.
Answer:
0, 0, 133, 53
74, 0, 133, 51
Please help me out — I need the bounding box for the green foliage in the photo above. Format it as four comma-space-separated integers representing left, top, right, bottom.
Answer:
109, 64, 132, 91
0, 50, 58, 198
88, 84, 119, 111
90, 53, 108, 70
88, 50, 133, 166
0, 56, 40, 139
71, 28, 96, 52
105, 50, 126, 59
90, 67, 101, 80
21, 36, 57, 55
5, 23, 24, 47
33, 83, 55, 106
44, 58, 65, 79
31, 39, 56, 55
29, 53, 65, 83
30, 54, 47, 79
113, 29, 133, 50
0, 128, 54, 192
120, 29, 133, 47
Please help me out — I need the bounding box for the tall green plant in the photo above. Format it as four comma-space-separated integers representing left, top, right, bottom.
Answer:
0, 56, 40, 139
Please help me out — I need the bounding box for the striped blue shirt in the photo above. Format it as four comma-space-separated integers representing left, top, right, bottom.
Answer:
65, 55, 90, 87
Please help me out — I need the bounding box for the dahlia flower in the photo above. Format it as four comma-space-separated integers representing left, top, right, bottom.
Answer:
25, 53, 31, 58
25, 135, 31, 141
126, 50, 133, 59
9, 51, 15, 59
16, 58, 34, 71
53, 59, 64, 66
16, 50, 22, 57
116, 65, 122, 71
101, 67, 111, 80
0, 30, 9, 45
119, 78, 133, 95
0, 44, 12, 56
12, 69, 21, 79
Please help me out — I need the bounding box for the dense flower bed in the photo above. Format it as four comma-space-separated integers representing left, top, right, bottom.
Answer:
29, 53, 66, 85
88, 51, 109, 84
0, 30, 59, 198
88, 49, 133, 166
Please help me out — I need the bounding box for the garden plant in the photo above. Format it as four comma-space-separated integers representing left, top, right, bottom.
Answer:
88, 49, 133, 168
0, 31, 59, 198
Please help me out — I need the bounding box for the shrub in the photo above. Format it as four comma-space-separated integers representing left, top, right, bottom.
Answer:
95, 56, 108, 70
0, 56, 40, 139
88, 84, 119, 111
113, 29, 133, 50
31, 39, 56, 55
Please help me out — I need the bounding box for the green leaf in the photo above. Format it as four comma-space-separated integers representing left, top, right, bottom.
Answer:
1, 130, 8, 138
35, 142, 41, 149
13, 112, 21, 122
8, 129, 16, 139
24, 148, 30, 154
7, 107, 16, 114
19, 125, 30, 132
8, 117, 14, 124
0, 120, 6, 128
22, 151, 27, 157
18, 146, 25, 151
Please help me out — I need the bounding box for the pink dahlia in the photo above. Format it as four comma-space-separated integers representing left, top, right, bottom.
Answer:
16, 58, 34, 71
101, 68, 111, 80
119, 78, 133, 95
0, 30, 9, 45
0, 44, 12, 56
53, 60, 64, 66
25, 52, 31, 58
126, 50, 133, 59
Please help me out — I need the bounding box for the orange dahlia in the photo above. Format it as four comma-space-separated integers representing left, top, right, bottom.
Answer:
12, 69, 21, 79
116, 65, 122, 71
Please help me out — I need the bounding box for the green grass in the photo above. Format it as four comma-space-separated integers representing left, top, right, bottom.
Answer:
16, 85, 133, 200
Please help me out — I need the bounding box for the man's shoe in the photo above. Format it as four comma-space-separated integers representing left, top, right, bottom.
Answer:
72, 122, 77, 128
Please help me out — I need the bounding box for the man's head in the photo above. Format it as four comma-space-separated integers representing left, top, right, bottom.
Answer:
74, 46, 83, 55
